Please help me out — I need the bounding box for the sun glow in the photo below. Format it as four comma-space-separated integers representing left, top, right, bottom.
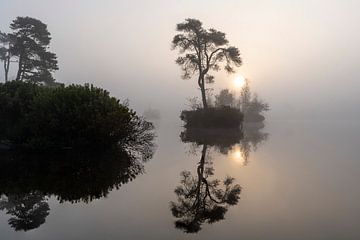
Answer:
229, 147, 246, 166
233, 75, 246, 89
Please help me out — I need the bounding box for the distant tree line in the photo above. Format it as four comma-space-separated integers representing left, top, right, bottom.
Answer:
0, 17, 58, 85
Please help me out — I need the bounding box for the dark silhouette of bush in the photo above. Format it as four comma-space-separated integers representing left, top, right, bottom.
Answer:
0, 81, 154, 150
180, 107, 243, 129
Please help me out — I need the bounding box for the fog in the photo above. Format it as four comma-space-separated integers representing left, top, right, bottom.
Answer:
1, 0, 360, 120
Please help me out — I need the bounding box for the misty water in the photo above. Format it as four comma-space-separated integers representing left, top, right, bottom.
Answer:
1, 118, 360, 240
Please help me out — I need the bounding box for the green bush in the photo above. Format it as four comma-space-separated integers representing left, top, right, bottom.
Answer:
0, 81, 154, 150
180, 107, 243, 128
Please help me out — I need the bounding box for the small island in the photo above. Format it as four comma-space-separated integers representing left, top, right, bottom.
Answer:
172, 19, 269, 129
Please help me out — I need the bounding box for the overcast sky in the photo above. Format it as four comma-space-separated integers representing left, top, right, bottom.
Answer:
1, 0, 360, 120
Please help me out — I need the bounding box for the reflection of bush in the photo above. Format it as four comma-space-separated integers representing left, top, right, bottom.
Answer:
0, 147, 152, 203
180, 107, 243, 128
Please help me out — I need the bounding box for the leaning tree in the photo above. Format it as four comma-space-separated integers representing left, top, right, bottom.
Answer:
172, 18, 242, 109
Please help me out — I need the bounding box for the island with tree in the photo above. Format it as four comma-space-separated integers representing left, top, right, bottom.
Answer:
172, 18, 269, 128
0, 16, 155, 152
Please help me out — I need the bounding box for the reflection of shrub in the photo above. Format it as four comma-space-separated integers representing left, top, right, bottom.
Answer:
0, 81, 154, 150
0, 147, 151, 203
180, 107, 243, 128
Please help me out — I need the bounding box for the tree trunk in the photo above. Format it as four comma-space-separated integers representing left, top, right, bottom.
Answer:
16, 54, 23, 81
199, 75, 208, 109
4, 56, 10, 82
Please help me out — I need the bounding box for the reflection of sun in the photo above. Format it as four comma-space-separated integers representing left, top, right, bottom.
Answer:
233, 75, 246, 88
229, 147, 245, 166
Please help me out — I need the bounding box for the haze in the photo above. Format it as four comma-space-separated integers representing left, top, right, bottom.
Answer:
1, 0, 360, 120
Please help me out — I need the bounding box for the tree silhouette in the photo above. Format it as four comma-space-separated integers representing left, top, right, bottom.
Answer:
1, 17, 59, 85
172, 18, 242, 109
170, 144, 241, 233
0, 192, 49, 232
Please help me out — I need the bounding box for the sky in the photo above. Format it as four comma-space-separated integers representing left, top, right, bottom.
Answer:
1, 0, 360, 120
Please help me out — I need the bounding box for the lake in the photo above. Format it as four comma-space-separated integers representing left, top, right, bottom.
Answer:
1, 119, 360, 240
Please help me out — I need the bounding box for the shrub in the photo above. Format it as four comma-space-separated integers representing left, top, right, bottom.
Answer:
180, 107, 243, 129
0, 81, 155, 150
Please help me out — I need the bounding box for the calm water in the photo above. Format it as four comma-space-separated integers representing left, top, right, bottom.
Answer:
1, 119, 360, 239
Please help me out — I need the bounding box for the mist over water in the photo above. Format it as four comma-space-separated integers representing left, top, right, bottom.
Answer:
1, 1, 360, 239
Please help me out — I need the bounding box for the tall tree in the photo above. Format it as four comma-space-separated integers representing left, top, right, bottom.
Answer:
9, 17, 58, 84
239, 78, 251, 112
172, 18, 242, 109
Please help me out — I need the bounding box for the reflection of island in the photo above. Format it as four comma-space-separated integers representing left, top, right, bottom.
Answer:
0, 144, 154, 231
180, 127, 243, 154
172, 124, 268, 233
172, 127, 243, 233
170, 144, 241, 233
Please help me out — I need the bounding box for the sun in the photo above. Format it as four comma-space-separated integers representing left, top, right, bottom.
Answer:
233, 75, 246, 88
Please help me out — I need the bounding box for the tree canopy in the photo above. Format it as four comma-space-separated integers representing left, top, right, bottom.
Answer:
0, 17, 58, 85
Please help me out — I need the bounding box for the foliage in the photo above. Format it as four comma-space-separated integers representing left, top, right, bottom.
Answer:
0, 81, 155, 150
237, 80, 270, 122
215, 89, 235, 107
186, 96, 202, 110
246, 94, 270, 115
180, 107, 243, 128
0, 17, 58, 84
239, 78, 251, 112
172, 18, 242, 109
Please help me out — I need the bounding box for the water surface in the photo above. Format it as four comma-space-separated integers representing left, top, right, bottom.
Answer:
1, 120, 359, 239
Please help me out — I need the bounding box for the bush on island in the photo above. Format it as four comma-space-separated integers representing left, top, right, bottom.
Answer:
180, 107, 243, 129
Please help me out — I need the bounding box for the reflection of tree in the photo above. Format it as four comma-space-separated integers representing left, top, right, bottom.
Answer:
237, 123, 269, 166
171, 144, 241, 233
0, 192, 49, 232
